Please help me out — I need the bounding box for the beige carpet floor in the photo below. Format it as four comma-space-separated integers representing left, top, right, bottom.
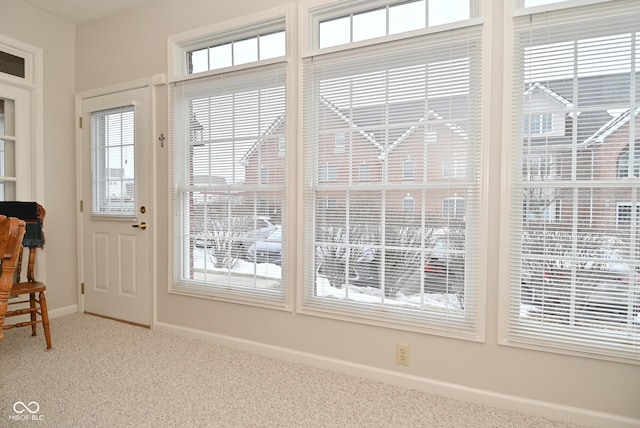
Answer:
1, 313, 587, 427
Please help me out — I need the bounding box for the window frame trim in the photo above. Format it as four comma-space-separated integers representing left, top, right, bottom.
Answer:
615, 201, 640, 228
167, 5, 295, 312
513, 0, 616, 17
0, 34, 45, 283
442, 196, 466, 219
167, 5, 292, 83
499, 0, 640, 365
168, 65, 291, 311
298, 0, 490, 341
617, 142, 640, 179
302, 0, 482, 57
0, 34, 43, 203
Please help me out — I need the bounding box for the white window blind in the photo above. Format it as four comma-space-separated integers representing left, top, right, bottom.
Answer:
170, 62, 287, 306
91, 106, 136, 217
301, 24, 483, 337
506, 0, 640, 361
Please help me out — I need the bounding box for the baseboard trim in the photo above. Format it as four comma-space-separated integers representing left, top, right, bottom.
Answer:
154, 321, 639, 428
49, 305, 78, 319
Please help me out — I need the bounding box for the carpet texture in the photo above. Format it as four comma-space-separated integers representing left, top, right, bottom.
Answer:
0, 313, 587, 427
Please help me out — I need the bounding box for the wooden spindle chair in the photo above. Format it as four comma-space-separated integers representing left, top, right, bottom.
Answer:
0, 215, 26, 344
0, 202, 51, 350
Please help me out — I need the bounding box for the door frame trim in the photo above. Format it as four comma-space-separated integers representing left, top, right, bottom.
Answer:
75, 74, 166, 327
0, 34, 45, 281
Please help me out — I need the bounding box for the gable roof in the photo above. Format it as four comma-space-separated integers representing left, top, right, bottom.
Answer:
522, 76, 638, 148
380, 109, 468, 160
524, 82, 573, 109
583, 107, 640, 147
320, 97, 469, 159
241, 74, 638, 163
320, 96, 383, 151
240, 114, 285, 165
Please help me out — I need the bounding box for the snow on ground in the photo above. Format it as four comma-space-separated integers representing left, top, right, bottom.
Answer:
194, 248, 462, 310
193, 249, 640, 320
315, 276, 462, 310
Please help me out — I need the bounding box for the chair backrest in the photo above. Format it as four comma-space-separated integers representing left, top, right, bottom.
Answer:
0, 215, 26, 342
0, 202, 45, 282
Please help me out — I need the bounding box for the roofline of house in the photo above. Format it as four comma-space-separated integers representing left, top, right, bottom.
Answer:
239, 114, 285, 165
582, 106, 640, 148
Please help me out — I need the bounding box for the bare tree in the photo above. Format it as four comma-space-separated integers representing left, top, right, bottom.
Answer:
199, 216, 254, 269
523, 187, 564, 224
383, 226, 425, 296
316, 224, 379, 289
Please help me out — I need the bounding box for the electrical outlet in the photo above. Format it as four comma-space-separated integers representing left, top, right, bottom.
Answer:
396, 343, 410, 366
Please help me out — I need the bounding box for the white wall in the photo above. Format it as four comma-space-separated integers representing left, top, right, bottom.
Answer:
69, 0, 640, 425
0, 0, 77, 314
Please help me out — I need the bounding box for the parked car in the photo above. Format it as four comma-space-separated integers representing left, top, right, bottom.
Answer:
193, 216, 278, 256
234, 216, 278, 258
247, 227, 282, 265
579, 277, 640, 323
241, 216, 277, 241
521, 232, 640, 323
578, 254, 640, 323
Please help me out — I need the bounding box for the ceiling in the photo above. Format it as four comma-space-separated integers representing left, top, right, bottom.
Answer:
19, 0, 157, 24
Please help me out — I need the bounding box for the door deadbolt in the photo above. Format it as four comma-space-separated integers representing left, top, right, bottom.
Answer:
132, 222, 147, 230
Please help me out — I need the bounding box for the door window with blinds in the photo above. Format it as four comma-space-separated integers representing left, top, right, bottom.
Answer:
301, 1, 483, 337
504, 0, 640, 362
169, 17, 287, 306
91, 106, 136, 217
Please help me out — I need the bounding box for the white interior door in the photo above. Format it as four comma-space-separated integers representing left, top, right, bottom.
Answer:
80, 87, 151, 326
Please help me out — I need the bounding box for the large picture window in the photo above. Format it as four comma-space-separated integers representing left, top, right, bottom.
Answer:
301, 1, 482, 336
504, 0, 640, 362
169, 16, 288, 307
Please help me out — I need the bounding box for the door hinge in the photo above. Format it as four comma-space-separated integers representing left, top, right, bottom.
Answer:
79, 116, 83, 128
81, 283, 85, 294
80, 200, 83, 212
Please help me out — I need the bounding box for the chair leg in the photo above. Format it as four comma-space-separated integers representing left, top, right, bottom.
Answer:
30, 292, 37, 336
39, 291, 51, 350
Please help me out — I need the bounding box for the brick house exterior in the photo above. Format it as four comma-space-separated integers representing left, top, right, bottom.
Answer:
242, 98, 472, 224
522, 75, 639, 233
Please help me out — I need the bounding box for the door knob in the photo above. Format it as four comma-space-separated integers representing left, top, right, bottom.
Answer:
132, 222, 147, 230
